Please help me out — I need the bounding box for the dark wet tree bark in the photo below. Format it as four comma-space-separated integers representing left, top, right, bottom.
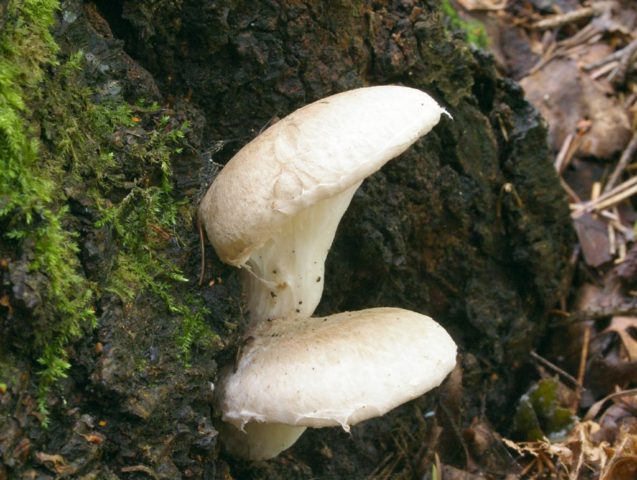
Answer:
0, 1, 574, 478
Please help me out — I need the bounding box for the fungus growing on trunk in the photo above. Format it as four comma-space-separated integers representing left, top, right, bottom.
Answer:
199, 86, 455, 460
199, 86, 446, 323
217, 308, 457, 460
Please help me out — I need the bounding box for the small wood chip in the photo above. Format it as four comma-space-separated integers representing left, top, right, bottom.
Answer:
121, 465, 160, 479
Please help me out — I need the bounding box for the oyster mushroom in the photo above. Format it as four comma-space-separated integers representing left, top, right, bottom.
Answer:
217, 308, 457, 460
199, 86, 446, 323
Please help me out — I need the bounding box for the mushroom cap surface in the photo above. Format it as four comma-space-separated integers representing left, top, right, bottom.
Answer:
218, 307, 457, 429
200, 86, 444, 265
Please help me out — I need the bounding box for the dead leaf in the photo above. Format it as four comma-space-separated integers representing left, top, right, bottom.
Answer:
573, 213, 612, 267
520, 58, 631, 158
35, 451, 78, 475
585, 388, 637, 421
604, 455, 637, 480
503, 420, 617, 479
81, 432, 105, 444
602, 317, 637, 361
600, 429, 637, 480
586, 354, 637, 400
12, 437, 30, 464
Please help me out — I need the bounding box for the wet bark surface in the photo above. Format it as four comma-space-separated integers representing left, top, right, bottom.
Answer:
1, 1, 575, 478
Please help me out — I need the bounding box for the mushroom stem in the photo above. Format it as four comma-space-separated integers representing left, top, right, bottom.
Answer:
218, 421, 306, 461
242, 182, 361, 324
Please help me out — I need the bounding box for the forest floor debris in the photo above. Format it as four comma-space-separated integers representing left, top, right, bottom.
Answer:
452, 0, 637, 478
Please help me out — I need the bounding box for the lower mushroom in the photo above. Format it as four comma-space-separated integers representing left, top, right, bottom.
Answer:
216, 307, 457, 460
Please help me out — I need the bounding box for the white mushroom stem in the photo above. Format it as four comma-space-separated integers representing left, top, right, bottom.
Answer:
242, 182, 361, 323
217, 422, 306, 461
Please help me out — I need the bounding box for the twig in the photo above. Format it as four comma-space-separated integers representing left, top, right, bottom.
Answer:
584, 52, 622, 71
520, 457, 538, 477
528, 23, 603, 75
583, 39, 637, 71
572, 175, 637, 215
599, 209, 634, 239
560, 178, 581, 203
608, 38, 637, 87
530, 350, 579, 388
604, 130, 637, 193
532, 6, 600, 30
439, 402, 474, 469
572, 325, 591, 411
558, 22, 602, 50
554, 133, 575, 174
528, 41, 558, 75
555, 121, 589, 175
594, 181, 637, 211
609, 221, 616, 256
615, 235, 627, 264
591, 181, 601, 202
589, 60, 619, 80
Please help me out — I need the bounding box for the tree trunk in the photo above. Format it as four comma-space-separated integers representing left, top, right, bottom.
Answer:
0, 1, 574, 478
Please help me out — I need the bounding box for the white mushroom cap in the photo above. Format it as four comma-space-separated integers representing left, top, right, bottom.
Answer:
218, 308, 457, 434
199, 86, 445, 323
200, 86, 444, 266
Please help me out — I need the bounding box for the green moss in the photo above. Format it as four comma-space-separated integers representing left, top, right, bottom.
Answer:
90, 110, 217, 365
441, 0, 489, 49
1, 1, 215, 417
1, 0, 95, 416
42, 57, 217, 369
512, 378, 577, 441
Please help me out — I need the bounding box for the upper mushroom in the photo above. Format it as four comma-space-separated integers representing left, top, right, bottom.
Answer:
199, 86, 446, 323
